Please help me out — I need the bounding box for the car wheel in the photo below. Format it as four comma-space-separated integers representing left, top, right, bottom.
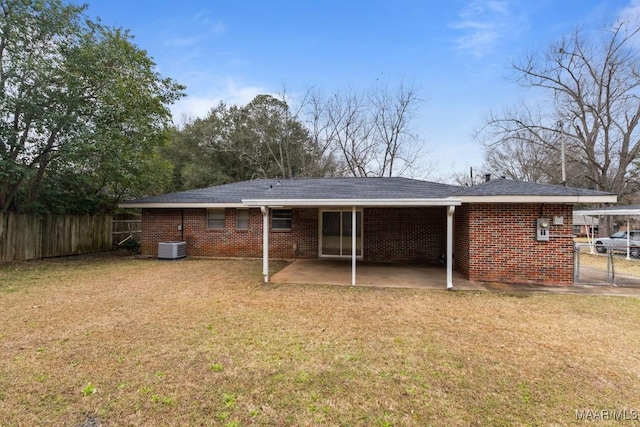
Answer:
595, 243, 606, 253
631, 247, 640, 258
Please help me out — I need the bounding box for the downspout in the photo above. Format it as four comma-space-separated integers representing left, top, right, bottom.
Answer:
181, 209, 184, 241
352, 206, 356, 286
261, 206, 269, 283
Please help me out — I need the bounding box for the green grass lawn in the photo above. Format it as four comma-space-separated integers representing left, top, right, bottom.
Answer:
1, 255, 639, 426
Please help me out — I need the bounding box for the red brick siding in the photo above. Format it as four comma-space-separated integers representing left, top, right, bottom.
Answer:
141, 208, 318, 259
462, 203, 574, 285
363, 207, 446, 264
454, 205, 471, 279
141, 204, 575, 285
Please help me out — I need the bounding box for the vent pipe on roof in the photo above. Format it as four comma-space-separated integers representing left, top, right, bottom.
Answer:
485, 173, 491, 182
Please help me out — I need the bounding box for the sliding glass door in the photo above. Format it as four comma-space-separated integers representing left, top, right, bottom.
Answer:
321, 211, 362, 257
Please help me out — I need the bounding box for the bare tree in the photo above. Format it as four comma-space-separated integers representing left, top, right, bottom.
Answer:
369, 81, 422, 176
306, 81, 424, 177
478, 21, 640, 199
447, 167, 490, 187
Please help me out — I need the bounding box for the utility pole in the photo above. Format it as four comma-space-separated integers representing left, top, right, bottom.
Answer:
561, 138, 566, 186
558, 121, 566, 186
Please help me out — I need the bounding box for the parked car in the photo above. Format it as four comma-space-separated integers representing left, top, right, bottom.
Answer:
594, 231, 640, 258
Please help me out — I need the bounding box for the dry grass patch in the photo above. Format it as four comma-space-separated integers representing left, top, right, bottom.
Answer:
1, 255, 640, 426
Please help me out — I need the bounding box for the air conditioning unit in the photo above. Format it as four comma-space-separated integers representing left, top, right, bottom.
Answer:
158, 241, 187, 259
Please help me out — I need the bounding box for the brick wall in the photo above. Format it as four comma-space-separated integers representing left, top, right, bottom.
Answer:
141, 208, 318, 259
363, 207, 446, 263
454, 205, 470, 279
142, 207, 448, 263
141, 204, 575, 285
460, 203, 574, 285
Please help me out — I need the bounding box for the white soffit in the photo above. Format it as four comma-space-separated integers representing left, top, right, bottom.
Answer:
457, 195, 617, 204
241, 198, 462, 207
117, 202, 244, 208
574, 208, 640, 216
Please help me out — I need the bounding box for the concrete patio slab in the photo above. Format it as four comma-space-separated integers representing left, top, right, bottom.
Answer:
271, 259, 484, 290
482, 281, 640, 296
270, 259, 640, 296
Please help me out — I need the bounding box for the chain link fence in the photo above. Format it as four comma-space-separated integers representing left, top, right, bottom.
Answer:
574, 243, 640, 287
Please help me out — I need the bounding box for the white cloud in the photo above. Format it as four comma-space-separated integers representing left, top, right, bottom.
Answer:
191, 10, 227, 35
610, 1, 640, 48
451, 0, 514, 58
165, 37, 199, 47
170, 79, 267, 125
211, 20, 226, 34
618, 0, 640, 21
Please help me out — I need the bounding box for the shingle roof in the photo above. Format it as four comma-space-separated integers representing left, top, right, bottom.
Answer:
120, 177, 615, 206
452, 178, 614, 197
124, 177, 461, 204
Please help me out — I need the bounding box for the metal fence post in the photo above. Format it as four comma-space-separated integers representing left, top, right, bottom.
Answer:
608, 249, 614, 285
574, 243, 579, 284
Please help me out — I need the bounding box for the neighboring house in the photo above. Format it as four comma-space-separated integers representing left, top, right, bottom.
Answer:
572, 213, 599, 237
119, 177, 615, 287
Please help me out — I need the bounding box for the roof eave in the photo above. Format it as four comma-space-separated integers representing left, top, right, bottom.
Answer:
574, 209, 640, 216
241, 198, 462, 207
457, 195, 617, 204
118, 202, 244, 209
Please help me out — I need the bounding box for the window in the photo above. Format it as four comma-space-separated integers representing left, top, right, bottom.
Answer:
236, 209, 249, 230
207, 209, 225, 229
271, 209, 292, 230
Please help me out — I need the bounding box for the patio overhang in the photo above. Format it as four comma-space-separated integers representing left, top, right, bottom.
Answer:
241, 198, 462, 208
244, 198, 461, 290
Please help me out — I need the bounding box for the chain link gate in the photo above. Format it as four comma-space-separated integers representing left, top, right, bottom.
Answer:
574, 243, 640, 286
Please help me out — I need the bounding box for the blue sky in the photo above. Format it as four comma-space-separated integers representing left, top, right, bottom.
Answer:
84, 0, 639, 180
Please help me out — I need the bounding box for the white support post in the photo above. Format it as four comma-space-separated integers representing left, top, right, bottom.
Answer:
352, 206, 356, 286
261, 206, 269, 283
447, 205, 455, 289
583, 215, 595, 254
627, 218, 631, 260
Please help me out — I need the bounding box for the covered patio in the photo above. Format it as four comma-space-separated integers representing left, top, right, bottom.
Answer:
271, 259, 484, 290
243, 199, 461, 289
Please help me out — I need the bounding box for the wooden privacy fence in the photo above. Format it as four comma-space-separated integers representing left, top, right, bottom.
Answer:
0, 213, 112, 262
112, 219, 142, 245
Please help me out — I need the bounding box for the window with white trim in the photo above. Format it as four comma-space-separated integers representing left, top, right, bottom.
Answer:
236, 209, 249, 230
271, 209, 292, 230
207, 209, 225, 229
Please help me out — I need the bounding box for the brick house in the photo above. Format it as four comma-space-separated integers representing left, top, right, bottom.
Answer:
119, 177, 616, 287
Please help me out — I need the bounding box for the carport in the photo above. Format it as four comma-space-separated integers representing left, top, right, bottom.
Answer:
575, 205, 640, 260
574, 205, 640, 287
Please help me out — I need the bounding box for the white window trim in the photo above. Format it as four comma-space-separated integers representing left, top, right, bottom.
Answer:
207, 208, 225, 229
236, 208, 249, 230
271, 208, 292, 230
